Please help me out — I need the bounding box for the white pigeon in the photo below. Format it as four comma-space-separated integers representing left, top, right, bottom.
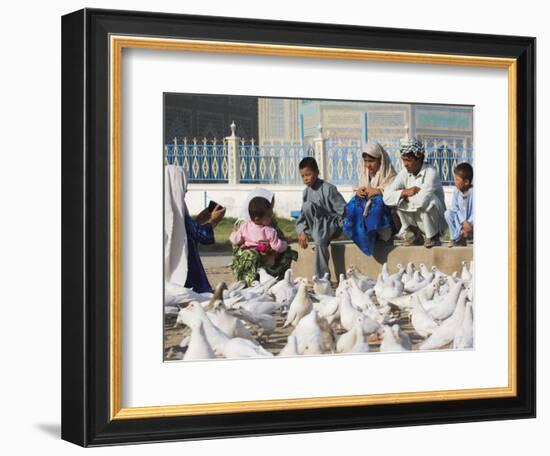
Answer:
461, 261, 473, 281
269, 269, 297, 304
373, 273, 386, 297
183, 320, 216, 361
221, 337, 274, 358
403, 271, 421, 292
228, 287, 266, 302
346, 266, 376, 292
339, 289, 364, 331
388, 280, 438, 309
379, 325, 409, 352
349, 286, 386, 324
420, 291, 468, 350
404, 271, 432, 293
257, 276, 280, 292
348, 325, 371, 353
392, 324, 412, 350
257, 268, 277, 284
318, 316, 337, 353
336, 320, 362, 353
377, 276, 405, 300
339, 289, 380, 334
177, 301, 271, 358
466, 283, 474, 302
419, 263, 435, 282
312, 273, 333, 296
422, 281, 464, 322
283, 279, 312, 327
389, 264, 406, 283
313, 295, 341, 322
336, 273, 348, 295
402, 262, 415, 284
410, 295, 440, 338
208, 300, 256, 341
346, 265, 371, 282
381, 262, 391, 281
229, 307, 277, 336
235, 299, 280, 315
278, 334, 299, 357
431, 266, 447, 281
291, 310, 324, 355
453, 299, 474, 349
226, 280, 246, 294
437, 279, 451, 296
347, 280, 374, 311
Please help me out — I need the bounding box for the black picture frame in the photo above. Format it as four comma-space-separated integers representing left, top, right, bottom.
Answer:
62, 8, 536, 447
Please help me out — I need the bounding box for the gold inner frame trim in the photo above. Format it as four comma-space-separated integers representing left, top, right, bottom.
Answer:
109, 35, 518, 421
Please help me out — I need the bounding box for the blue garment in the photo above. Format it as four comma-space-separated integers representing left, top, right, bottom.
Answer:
184, 216, 215, 293
444, 188, 474, 241
343, 195, 393, 256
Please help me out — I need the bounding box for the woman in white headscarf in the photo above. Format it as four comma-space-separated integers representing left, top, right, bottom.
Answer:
164, 164, 225, 293
342, 141, 396, 256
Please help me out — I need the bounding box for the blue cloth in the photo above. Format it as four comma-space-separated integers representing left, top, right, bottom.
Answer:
444, 188, 474, 241
343, 195, 392, 256
184, 216, 215, 293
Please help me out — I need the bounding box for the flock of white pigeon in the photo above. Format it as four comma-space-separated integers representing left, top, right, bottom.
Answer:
164, 260, 474, 361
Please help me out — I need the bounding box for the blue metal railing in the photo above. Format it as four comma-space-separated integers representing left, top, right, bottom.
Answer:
164, 136, 472, 186
164, 139, 228, 183
238, 143, 314, 184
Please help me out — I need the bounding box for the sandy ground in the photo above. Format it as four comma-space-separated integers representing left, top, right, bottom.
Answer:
163, 254, 431, 360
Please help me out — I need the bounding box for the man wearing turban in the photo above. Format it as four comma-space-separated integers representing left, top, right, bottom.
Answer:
383, 138, 447, 248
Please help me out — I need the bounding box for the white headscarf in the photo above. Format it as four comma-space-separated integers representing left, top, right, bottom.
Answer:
359, 141, 396, 190
240, 188, 275, 221
164, 165, 189, 287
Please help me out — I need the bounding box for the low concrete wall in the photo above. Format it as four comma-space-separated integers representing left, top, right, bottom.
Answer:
291, 240, 473, 279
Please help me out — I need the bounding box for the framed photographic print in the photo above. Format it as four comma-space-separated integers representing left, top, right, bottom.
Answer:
61, 8, 536, 447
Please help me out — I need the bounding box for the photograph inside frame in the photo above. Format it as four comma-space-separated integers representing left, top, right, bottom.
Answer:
163, 93, 475, 361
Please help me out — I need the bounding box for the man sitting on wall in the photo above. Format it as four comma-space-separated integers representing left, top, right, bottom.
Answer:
382, 138, 447, 248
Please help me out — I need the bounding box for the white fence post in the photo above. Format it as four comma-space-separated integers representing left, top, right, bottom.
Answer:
225, 121, 240, 185
314, 124, 326, 178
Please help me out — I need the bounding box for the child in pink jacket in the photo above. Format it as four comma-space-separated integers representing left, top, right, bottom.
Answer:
230, 196, 296, 285
230, 196, 288, 254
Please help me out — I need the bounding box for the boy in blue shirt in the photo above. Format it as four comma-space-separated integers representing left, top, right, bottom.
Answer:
445, 162, 474, 247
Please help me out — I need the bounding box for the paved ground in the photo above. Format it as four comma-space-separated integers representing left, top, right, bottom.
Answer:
199, 253, 235, 285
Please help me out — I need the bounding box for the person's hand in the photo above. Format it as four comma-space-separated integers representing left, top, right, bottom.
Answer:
366, 186, 382, 198
401, 186, 421, 198
208, 205, 226, 227
298, 232, 308, 249
195, 208, 210, 225
462, 220, 473, 236
356, 186, 368, 198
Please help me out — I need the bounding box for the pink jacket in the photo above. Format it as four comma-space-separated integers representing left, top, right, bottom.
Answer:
229, 221, 288, 253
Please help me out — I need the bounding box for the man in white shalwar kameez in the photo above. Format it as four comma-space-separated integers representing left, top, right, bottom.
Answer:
383, 138, 447, 248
